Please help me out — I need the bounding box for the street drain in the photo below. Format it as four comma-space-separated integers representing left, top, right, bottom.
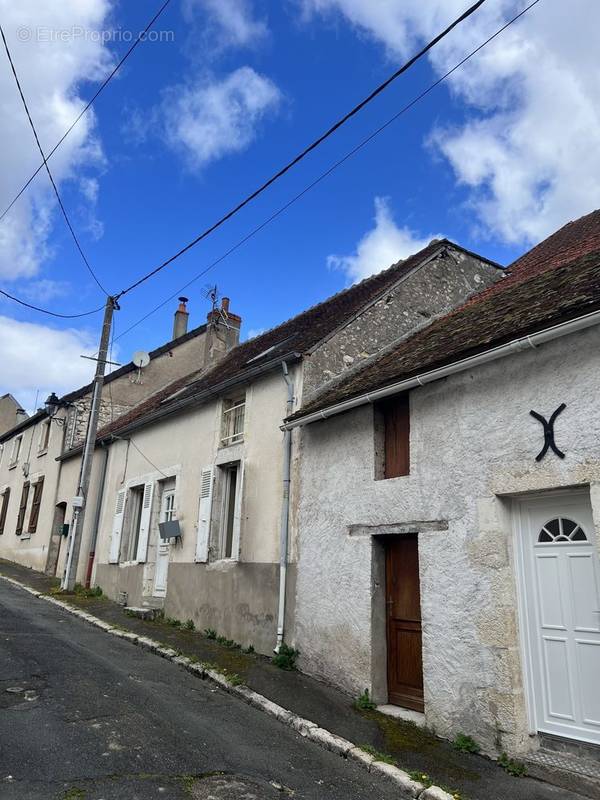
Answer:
1, 677, 45, 708
189, 774, 290, 799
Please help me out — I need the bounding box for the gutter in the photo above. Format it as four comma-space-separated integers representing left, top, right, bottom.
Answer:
275, 361, 294, 652
282, 307, 600, 430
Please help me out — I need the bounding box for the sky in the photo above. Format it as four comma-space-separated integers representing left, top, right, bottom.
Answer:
1, 0, 599, 412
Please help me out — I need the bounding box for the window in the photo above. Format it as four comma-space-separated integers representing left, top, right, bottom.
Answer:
216, 462, 244, 560
375, 394, 410, 480
538, 517, 588, 543
9, 435, 22, 468
221, 396, 245, 446
38, 420, 51, 454
161, 489, 176, 523
0, 488, 10, 535
15, 481, 30, 536
28, 478, 44, 534
120, 485, 145, 562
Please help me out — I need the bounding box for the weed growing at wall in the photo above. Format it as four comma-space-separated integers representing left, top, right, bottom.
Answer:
498, 752, 527, 777
353, 688, 376, 711
453, 733, 480, 754
272, 642, 298, 671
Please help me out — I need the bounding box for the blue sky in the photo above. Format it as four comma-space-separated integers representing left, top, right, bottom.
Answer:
1, 0, 599, 410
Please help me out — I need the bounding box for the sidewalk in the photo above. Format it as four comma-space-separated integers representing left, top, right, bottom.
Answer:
0, 558, 585, 800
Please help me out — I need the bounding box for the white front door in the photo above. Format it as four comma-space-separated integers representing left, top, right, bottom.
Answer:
153, 490, 175, 598
517, 492, 600, 744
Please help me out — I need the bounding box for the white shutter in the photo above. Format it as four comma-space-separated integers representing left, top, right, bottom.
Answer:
195, 466, 214, 562
109, 489, 126, 563
231, 461, 245, 561
135, 481, 154, 563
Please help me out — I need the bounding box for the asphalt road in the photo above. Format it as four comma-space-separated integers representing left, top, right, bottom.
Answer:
0, 581, 405, 800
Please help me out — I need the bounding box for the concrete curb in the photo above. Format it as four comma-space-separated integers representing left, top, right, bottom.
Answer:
0, 575, 455, 800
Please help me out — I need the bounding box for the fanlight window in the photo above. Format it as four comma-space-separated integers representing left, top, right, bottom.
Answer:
538, 517, 588, 543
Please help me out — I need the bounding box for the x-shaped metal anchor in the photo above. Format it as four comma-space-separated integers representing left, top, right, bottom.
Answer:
529, 403, 566, 461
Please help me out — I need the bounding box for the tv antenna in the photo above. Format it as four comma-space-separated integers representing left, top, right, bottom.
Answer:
202, 283, 230, 328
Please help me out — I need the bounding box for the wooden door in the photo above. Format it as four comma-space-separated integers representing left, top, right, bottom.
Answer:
386, 535, 424, 711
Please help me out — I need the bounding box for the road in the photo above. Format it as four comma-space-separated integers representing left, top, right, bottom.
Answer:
0, 580, 404, 800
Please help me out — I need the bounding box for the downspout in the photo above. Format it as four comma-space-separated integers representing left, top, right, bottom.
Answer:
84, 443, 109, 588
275, 361, 294, 652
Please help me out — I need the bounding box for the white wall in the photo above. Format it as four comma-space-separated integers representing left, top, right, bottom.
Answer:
293, 325, 600, 754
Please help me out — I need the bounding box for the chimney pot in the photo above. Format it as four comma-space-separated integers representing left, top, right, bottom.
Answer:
221, 297, 230, 314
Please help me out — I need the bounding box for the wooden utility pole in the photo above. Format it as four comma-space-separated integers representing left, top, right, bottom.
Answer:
62, 295, 118, 591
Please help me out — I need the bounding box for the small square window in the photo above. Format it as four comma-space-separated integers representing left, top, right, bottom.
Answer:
221, 396, 245, 447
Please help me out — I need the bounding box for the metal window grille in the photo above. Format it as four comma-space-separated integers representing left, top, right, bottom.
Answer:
221, 399, 245, 446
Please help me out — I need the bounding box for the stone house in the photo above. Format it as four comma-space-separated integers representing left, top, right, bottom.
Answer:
59, 240, 500, 655
0, 299, 239, 576
284, 211, 600, 761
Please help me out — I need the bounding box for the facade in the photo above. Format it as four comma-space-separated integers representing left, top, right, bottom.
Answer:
0, 299, 239, 577
58, 240, 500, 656
286, 212, 600, 757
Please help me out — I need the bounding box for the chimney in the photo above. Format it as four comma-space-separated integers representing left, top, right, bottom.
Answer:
205, 296, 242, 363
173, 297, 189, 340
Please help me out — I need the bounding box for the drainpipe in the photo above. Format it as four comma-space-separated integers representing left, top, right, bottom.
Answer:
84, 443, 109, 588
275, 361, 294, 652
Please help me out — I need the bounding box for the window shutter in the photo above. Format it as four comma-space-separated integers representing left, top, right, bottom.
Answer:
109, 489, 126, 563
28, 478, 44, 533
135, 481, 154, 563
231, 461, 245, 561
16, 481, 30, 536
195, 466, 214, 562
0, 488, 10, 535
383, 394, 410, 478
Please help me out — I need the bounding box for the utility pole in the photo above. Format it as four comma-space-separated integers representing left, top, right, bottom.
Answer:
62, 295, 118, 591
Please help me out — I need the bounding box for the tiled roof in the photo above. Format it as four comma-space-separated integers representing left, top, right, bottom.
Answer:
91, 239, 494, 442
288, 248, 600, 421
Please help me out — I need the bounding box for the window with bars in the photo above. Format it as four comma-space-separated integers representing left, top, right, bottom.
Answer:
220, 397, 245, 446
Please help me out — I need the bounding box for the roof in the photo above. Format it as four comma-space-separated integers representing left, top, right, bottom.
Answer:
0, 321, 208, 444
287, 248, 600, 422
79, 239, 497, 446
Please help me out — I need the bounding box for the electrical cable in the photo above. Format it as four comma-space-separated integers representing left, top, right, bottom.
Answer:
0, 286, 104, 318
113, 0, 541, 345
1, 24, 110, 296
115, 0, 490, 299
0, 0, 173, 223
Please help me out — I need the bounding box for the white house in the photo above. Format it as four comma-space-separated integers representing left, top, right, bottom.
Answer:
284, 210, 600, 764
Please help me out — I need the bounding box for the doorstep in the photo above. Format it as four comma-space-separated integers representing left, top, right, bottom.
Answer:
377, 704, 426, 727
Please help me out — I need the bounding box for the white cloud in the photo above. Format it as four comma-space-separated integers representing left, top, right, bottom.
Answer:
328, 197, 437, 282
302, 0, 600, 245
0, 1, 113, 280
183, 0, 268, 49
18, 279, 71, 303
162, 67, 282, 170
0, 316, 97, 413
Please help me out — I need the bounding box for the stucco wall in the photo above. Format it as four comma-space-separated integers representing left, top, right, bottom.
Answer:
90, 368, 294, 653
293, 325, 600, 755
303, 250, 501, 398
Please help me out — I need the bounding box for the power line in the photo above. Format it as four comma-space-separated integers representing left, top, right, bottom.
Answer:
116, 0, 490, 299
0, 286, 104, 318
0, 24, 109, 296
0, 0, 173, 223
113, 0, 541, 345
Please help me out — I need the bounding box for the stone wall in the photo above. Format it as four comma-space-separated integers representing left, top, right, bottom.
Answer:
303, 249, 501, 397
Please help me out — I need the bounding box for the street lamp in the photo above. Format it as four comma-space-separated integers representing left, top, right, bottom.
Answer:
44, 392, 70, 426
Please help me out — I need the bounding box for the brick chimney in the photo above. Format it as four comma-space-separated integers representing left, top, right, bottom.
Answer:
173, 297, 189, 340
205, 296, 242, 363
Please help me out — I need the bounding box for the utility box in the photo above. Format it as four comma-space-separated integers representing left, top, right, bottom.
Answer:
60, 523, 70, 538
159, 520, 181, 540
